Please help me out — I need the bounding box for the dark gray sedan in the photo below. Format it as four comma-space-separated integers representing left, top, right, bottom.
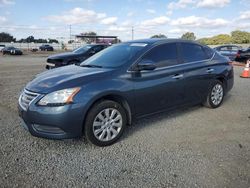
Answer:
18, 39, 234, 146
46, 44, 109, 69
2, 46, 23, 55
214, 45, 241, 61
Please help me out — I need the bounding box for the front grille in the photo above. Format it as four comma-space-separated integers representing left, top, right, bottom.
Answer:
19, 89, 40, 111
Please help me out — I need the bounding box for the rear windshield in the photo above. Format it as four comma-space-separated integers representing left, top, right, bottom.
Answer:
73, 45, 92, 54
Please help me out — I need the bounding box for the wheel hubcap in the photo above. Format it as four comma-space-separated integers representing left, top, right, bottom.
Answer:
93, 108, 122, 141
211, 84, 223, 106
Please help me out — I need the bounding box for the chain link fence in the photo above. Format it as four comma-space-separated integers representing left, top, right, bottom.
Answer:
0, 42, 86, 51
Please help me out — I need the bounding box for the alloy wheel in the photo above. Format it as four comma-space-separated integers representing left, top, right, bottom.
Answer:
211, 84, 223, 106
93, 108, 123, 142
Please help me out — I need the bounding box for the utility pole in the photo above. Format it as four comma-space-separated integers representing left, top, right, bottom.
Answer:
132, 26, 134, 40
69, 25, 72, 41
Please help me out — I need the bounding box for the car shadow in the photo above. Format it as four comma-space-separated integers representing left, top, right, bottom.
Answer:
122, 105, 200, 141
122, 94, 232, 142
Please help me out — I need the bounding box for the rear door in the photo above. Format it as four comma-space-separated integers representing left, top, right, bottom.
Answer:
178, 43, 215, 104
132, 43, 186, 116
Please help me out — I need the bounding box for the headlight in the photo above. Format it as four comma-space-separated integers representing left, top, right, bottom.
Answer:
38, 87, 81, 106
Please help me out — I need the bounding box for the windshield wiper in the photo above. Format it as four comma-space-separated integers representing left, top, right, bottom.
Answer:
80, 64, 103, 68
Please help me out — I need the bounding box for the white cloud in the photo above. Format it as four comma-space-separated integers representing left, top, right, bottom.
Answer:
168, 28, 189, 34
197, 0, 230, 8
28, 25, 38, 29
0, 0, 15, 6
45, 8, 107, 25
167, 0, 195, 10
146, 9, 156, 14
108, 26, 127, 32
100, 17, 118, 25
121, 20, 132, 27
171, 16, 229, 28
167, 0, 230, 10
234, 22, 250, 29
0, 16, 7, 23
239, 10, 250, 20
141, 16, 170, 26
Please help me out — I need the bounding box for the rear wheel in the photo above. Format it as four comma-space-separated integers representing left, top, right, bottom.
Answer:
84, 100, 127, 146
203, 80, 224, 108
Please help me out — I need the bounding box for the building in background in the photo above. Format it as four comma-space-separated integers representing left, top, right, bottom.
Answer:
75, 35, 119, 44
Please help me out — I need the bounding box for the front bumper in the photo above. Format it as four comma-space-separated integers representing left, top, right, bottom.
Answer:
18, 95, 87, 139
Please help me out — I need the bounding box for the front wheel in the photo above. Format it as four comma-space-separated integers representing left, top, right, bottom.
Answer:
84, 100, 127, 146
203, 80, 224, 108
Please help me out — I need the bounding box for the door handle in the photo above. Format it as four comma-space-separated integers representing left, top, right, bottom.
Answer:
172, 74, 183, 79
206, 68, 214, 73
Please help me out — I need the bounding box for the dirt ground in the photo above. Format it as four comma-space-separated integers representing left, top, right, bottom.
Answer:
0, 54, 249, 188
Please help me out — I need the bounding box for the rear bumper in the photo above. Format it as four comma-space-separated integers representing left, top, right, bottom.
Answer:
18, 100, 87, 139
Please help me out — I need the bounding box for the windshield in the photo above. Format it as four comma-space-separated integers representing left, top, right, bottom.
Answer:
80, 43, 147, 68
73, 45, 92, 54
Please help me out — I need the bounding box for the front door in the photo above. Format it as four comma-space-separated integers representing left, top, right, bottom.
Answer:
131, 43, 186, 117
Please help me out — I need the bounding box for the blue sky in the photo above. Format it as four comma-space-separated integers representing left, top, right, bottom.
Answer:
0, 0, 250, 41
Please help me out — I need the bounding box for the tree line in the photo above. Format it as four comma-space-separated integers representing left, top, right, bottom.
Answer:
0, 32, 59, 43
151, 30, 250, 45
1, 30, 250, 45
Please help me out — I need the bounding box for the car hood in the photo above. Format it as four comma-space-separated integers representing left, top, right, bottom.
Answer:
26, 65, 113, 94
48, 52, 81, 60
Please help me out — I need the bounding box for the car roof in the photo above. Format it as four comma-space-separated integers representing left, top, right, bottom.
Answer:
124, 38, 201, 46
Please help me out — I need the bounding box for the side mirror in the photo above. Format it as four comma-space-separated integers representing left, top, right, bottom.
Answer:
137, 60, 156, 71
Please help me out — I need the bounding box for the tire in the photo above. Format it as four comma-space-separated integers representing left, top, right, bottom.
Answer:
203, 80, 224, 108
84, 100, 127, 147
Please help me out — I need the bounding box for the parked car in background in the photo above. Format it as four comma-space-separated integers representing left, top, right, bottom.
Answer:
46, 44, 109, 69
0, 44, 6, 52
18, 39, 234, 146
39, 44, 54, 51
214, 45, 242, 61
31, 48, 39, 52
235, 48, 250, 62
2, 46, 23, 55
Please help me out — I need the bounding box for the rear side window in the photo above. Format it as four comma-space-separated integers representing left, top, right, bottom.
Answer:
231, 46, 239, 51
180, 43, 208, 63
220, 46, 230, 51
142, 43, 178, 67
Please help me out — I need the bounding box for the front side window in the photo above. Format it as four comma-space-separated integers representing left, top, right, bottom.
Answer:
180, 43, 208, 63
141, 43, 178, 68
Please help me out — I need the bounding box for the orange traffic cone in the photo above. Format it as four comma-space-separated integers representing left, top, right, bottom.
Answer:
240, 60, 250, 78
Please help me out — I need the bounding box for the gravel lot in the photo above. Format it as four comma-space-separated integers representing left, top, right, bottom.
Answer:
0, 54, 249, 188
